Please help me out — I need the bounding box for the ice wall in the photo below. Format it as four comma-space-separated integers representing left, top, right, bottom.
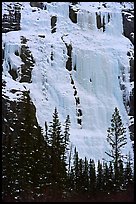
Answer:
77, 10, 97, 31
72, 46, 130, 129
77, 7, 123, 35
69, 4, 133, 159
2, 2, 134, 161
3, 40, 21, 75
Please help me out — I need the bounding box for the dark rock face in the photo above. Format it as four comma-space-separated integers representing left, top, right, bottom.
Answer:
103, 16, 105, 32
50, 45, 54, 62
51, 16, 57, 33
51, 51, 53, 61
122, 9, 134, 45
9, 68, 18, 81
2, 4, 21, 33
96, 12, 102, 29
129, 58, 134, 82
129, 124, 134, 140
77, 109, 82, 117
30, 2, 44, 9
74, 64, 76, 71
61, 36, 72, 71
38, 34, 45, 38
96, 12, 105, 32
5, 36, 35, 83
70, 2, 78, 5
69, 74, 83, 127
129, 88, 134, 116
19, 36, 35, 83
69, 5, 78, 23
66, 44, 72, 71
108, 13, 110, 23
129, 122, 134, 151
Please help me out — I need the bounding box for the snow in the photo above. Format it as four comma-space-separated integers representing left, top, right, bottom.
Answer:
10, 127, 14, 131
2, 75, 28, 101
2, 2, 134, 162
4, 118, 7, 122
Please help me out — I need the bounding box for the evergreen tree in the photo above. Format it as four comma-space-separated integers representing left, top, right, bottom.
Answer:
103, 162, 109, 192
89, 159, 96, 194
71, 149, 89, 194
44, 121, 48, 142
67, 166, 75, 194
96, 160, 103, 192
117, 160, 124, 190
68, 143, 73, 175
108, 161, 114, 192
21, 93, 49, 200
47, 107, 67, 198
63, 115, 71, 169
64, 115, 70, 149
77, 158, 84, 193
124, 152, 133, 188
82, 157, 89, 194
2, 92, 48, 201
105, 107, 127, 189
73, 147, 79, 193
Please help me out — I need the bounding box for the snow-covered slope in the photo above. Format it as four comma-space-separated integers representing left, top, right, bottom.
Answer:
2, 2, 134, 161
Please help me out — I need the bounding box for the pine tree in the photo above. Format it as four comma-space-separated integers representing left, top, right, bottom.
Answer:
103, 162, 109, 192
89, 159, 96, 194
105, 107, 127, 189
44, 121, 48, 142
67, 166, 75, 194
77, 158, 84, 193
124, 152, 133, 188
21, 93, 49, 200
64, 115, 70, 149
2, 92, 48, 201
47, 107, 67, 198
117, 160, 124, 190
82, 157, 89, 194
19, 93, 49, 200
108, 161, 114, 192
96, 160, 103, 192
68, 143, 73, 175
73, 147, 79, 193
63, 115, 71, 170
71, 150, 89, 195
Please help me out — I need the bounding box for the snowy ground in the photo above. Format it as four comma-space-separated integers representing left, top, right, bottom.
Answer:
2, 2, 134, 161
